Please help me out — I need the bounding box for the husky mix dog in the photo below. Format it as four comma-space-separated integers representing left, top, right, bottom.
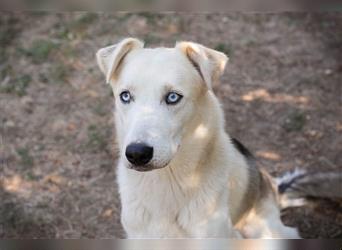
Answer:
96, 38, 300, 238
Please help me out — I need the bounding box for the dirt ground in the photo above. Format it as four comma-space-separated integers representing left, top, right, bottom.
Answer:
0, 12, 341, 238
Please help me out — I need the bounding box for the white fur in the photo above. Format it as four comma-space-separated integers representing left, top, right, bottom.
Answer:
96, 38, 300, 238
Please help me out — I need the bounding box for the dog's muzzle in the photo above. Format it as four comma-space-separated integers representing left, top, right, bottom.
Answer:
125, 142, 153, 170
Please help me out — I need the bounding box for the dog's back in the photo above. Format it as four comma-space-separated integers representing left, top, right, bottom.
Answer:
229, 138, 300, 238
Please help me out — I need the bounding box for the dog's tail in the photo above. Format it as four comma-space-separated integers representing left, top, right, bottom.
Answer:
275, 169, 342, 209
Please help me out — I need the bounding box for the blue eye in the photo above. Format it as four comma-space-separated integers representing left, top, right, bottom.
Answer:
120, 91, 131, 104
165, 92, 183, 105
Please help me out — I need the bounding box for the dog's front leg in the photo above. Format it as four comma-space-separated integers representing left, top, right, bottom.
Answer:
191, 214, 241, 238
179, 205, 242, 238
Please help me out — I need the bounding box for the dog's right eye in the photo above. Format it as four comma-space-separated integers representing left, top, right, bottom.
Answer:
165, 92, 183, 105
119, 91, 131, 104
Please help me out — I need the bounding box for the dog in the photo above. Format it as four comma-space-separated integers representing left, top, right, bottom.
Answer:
96, 38, 300, 238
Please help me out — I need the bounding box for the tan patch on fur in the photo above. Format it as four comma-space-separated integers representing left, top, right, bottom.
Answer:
234, 165, 278, 227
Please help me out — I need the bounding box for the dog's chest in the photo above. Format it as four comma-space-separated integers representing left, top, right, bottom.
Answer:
123, 193, 184, 236
119, 168, 189, 237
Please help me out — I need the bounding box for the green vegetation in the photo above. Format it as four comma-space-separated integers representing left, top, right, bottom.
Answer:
137, 12, 162, 25
93, 101, 107, 117
0, 16, 20, 61
214, 43, 232, 56
86, 125, 108, 152
0, 74, 32, 96
26, 171, 40, 181
48, 63, 68, 84
22, 39, 58, 64
54, 13, 98, 41
143, 34, 161, 45
17, 147, 34, 168
283, 111, 307, 132
0, 24, 18, 46
73, 13, 98, 29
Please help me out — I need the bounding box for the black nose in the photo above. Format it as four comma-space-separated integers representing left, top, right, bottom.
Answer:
125, 143, 153, 166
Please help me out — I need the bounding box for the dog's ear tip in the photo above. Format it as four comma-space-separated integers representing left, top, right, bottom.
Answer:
96, 37, 145, 83
219, 52, 229, 67
121, 37, 145, 48
175, 41, 195, 50
96, 37, 144, 59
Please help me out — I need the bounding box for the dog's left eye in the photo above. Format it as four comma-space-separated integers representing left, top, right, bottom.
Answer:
120, 91, 132, 104
165, 92, 183, 105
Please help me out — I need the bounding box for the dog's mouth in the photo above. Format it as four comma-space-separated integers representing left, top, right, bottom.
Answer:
128, 165, 154, 172
127, 162, 169, 172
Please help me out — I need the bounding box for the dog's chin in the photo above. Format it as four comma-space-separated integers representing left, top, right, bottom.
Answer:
127, 162, 169, 172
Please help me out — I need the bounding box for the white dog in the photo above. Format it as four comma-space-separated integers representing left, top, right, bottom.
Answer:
96, 38, 300, 238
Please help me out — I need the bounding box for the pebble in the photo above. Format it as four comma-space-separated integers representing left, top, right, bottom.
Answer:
5, 120, 15, 128
21, 96, 34, 105
324, 69, 332, 75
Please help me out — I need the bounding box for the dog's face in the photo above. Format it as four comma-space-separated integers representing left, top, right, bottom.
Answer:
97, 38, 227, 172
112, 48, 203, 172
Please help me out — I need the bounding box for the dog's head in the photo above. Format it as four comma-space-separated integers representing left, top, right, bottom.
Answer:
96, 38, 228, 172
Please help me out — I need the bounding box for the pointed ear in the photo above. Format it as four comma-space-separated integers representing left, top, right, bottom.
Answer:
96, 38, 144, 83
176, 41, 228, 89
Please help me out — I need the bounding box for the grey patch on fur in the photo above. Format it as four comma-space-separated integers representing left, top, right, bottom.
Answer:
230, 137, 261, 224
